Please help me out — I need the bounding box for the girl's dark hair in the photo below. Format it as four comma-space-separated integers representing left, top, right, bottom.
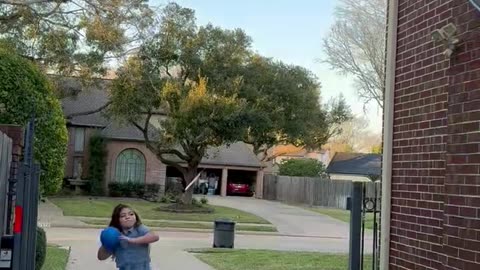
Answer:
109, 204, 142, 232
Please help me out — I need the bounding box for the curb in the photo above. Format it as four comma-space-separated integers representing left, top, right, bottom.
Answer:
46, 224, 361, 239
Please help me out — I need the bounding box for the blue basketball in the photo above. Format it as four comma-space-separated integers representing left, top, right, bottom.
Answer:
100, 227, 121, 252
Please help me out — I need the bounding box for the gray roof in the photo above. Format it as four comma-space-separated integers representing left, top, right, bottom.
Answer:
59, 78, 261, 168
203, 143, 260, 167
59, 77, 111, 127
326, 152, 381, 177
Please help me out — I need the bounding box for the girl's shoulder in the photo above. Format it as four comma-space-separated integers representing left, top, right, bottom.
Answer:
134, 224, 150, 236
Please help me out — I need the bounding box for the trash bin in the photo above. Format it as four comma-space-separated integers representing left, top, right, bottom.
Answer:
213, 219, 235, 248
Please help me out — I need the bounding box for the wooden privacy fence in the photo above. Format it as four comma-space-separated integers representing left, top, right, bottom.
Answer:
263, 174, 380, 209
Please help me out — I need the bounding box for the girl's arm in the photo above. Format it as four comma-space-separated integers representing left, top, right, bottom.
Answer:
97, 246, 112, 260
124, 231, 159, 245
130, 231, 159, 245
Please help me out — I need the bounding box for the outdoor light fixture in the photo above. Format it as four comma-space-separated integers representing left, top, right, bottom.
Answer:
431, 23, 460, 58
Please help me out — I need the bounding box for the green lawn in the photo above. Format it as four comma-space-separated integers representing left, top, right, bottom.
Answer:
50, 197, 270, 224
82, 218, 277, 232
192, 249, 372, 270
305, 207, 377, 230
42, 245, 69, 270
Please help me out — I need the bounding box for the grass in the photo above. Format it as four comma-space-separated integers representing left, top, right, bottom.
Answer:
50, 197, 270, 224
42, 245, 69, 270
191, 249, 372, 270
305, 207, 377, 230
82, 218, 277, 232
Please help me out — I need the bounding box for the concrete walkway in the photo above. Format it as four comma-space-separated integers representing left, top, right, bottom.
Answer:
37, 199, 87, 228
205, 196, 352, 238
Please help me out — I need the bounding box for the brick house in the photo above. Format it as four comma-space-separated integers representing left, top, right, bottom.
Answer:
59, 78, 264, 198
381, 0, 480, 269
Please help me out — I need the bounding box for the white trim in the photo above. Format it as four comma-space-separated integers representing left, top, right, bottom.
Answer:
380, 0, 399, 269
469, 0, 480, 11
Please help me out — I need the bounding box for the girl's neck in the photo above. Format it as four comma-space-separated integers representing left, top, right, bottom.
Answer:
122, 226, 134, 233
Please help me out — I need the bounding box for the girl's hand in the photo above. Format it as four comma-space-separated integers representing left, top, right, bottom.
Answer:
119, 235, 136, 244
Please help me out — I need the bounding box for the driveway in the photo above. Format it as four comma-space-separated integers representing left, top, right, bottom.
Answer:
205, 196, 352, 238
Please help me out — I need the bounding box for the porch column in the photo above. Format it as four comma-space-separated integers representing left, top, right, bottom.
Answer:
255, 170, 264, 199
221, 167, 228, 197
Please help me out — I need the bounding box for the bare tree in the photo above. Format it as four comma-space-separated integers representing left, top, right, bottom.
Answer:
322, 0, 387, 109
325, 115, 381, 153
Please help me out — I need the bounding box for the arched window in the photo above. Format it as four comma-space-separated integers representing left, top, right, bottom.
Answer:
115, 149, 146, 183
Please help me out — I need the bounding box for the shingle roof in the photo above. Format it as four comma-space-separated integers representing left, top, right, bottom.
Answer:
326, 152, 381, 176
203, 143, 261, 168
59, 78, 261, 168
58, 77, 111, 127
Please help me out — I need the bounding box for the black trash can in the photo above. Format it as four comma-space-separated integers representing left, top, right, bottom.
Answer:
213, 219, 236, 248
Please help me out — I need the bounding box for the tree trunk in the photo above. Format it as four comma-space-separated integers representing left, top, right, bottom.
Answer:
181, 166, 197, 205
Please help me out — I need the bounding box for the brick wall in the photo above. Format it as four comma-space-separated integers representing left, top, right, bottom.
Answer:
391, 0, 480, 269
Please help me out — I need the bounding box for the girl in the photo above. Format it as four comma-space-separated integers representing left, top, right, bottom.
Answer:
97, 204, 159, 270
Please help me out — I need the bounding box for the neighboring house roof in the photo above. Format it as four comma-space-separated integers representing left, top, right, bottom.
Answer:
273, 145, 326, 158
59, 78, 261, 168
326, 152, 381, 177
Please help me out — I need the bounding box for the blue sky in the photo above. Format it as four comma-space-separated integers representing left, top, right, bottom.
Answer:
151, 0, 382, 132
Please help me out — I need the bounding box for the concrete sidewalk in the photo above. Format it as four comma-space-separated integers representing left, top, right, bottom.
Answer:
37, 199, 87, 228
46, 227, 368, 270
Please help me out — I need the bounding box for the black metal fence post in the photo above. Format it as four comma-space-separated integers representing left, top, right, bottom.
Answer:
349, 182, 363, 270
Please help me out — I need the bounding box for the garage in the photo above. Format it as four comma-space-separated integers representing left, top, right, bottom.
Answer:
164, 142, 264, 198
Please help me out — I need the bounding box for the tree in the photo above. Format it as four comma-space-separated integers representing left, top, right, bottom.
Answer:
0, 47, 68, 195
371, 144, 382, 154
109, 3, 349, 203
324, 115, 381, 153
322, 0, 386, 108
0, 0, 155, 80
88, 134, 107, 195
240, 57, 352, 162
278, 159, 326, 177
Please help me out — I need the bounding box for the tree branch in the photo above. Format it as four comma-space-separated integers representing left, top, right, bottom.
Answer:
0, 0, 55, 5
66, 101, 112, 118
130, 111, 189, 175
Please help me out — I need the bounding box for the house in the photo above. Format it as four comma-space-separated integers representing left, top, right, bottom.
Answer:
326, 152, 381, 182
380, 0, 480, 269
59, 78, 264, 198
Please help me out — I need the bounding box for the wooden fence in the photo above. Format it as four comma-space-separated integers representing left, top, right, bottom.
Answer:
263, 174, 380, 209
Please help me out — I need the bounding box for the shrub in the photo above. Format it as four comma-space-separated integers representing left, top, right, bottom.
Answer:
143, 184, 161, 202
191, 197, 199, 206
200, 197, 208, 205
108, 182, 161, 200
87, 134, 107, 195
278, 158, 326, 177
35, 227, 47, 270
0, 48, 68, 195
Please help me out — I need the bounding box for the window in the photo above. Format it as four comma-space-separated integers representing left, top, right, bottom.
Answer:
73, 157, 83, 178
74, 128, 85, 152
115, 149, 146, 183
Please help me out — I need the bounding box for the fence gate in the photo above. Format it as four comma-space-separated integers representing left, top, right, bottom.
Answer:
0, 119, 40, 270
348, 181, 381, 270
